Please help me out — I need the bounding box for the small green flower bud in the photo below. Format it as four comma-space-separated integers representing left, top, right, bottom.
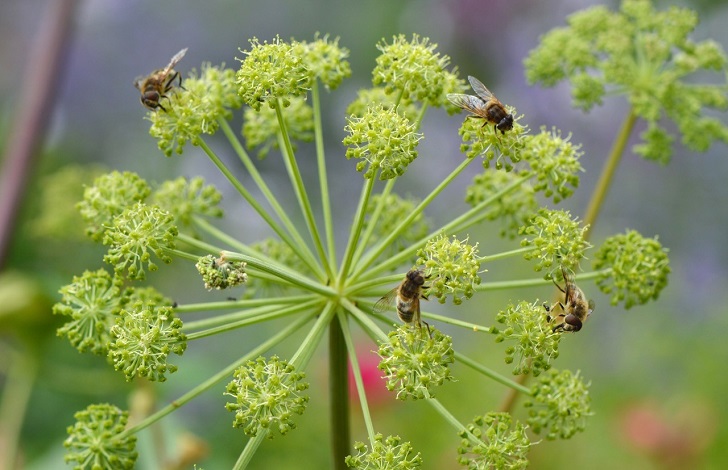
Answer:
524, 369, 592, 440
152, 176, 223, 228
593, 229, 670, 309
224, 356, 309, 438
64, 404, 138, 470
149, 64, 242, 156
195, 254, 248, 290
300, 34, 351, 89
377, 325, 455, 400
457, 412, 531, 470
465, 169, 537, 239
242, 95, 314, 159
520, 208, 590, 275
416, 234, 482, 305
523, 128, 583, 203
457, 113, 528, 170
372, 34, 453, 105
236, 36, 311, 111
53, 269, 124, 356
492, 300, 561, 376
102, 203, 178, 281
343, 105, 422, 180
109, 302, 186, 382
346, 433, 422, 469
77, 171, 151, 242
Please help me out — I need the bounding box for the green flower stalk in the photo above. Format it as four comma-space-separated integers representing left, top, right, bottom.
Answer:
343, 105, 423, 180
524, 369, 592, 440
492, 300, 562, 376
525, 0, 728, 163
242, 96, 314, 158
593, 229, 670, 308
416, 234, 482, 305
64, 404, 138, 470
224, 356, 310, 438
102, 202, 178, 281
457, 412, 531, 470
346, 434, 422, 469
377, 326, 455, 400
109, 302, 186, 382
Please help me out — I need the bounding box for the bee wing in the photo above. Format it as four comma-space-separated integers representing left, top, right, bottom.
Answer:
447, 93, 486, 115
468, 76, 495, 101
587, 299, 595, 313
163, 48, 188, 75
374, 288, 399, 313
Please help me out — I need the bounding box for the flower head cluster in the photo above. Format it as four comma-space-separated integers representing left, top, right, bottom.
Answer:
346, 434, 422, 469
524, 0, 728, 163
151, 176, 223, 228
300, 34, 351, 89
343, 105, 422, 180
457, 412, 531, 469
64, 404, 138, 470
53, 269, 125, 355
377, 326, 455, 400
520, 208, 590, 275
149, 64, 243, 156
77, 171, 151, 242
416, 234, 482, 305
102, 203, 178, 281
372, 34, 454, 106
224, 356, 310, 438
195, 254, 248, 290
523, 369, 592, 440
465, 170, 537, 239
593, 229, 670, 308
365, 194, 430, 257
492, 300, 561, 376
456, 110, 528, 171
242, 96, 314, 158
523, 128, 583, 203
108, 302, 186, 382
236, 36, 310, 111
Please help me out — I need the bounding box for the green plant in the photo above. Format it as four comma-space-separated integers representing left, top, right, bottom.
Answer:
51, 1, 726, 465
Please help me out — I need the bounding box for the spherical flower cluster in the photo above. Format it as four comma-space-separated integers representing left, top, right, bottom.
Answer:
195, 254, 248, 290
377, 326, 455, 400
457, 412, 531, 469
346, 434, 422, 469
520, 208, 590, 275
151, 176, 223, 228
465, 169, 537, 239
522, 128, 583, 203
300, 34, 352, 89
492, 300, 561, 376
593, 229, 670, 308
456, 111, 528, 170
416, 234, 482, 305
64, 404, 138, 470
102, 203, 178, 281
224, 356, 310, 438
77, 171, 151, 242
523, 369, 592, 440
343, 105, 422, 180
108, 302, 186, 382
149, 64, 243, 156
53, 269, 124, 356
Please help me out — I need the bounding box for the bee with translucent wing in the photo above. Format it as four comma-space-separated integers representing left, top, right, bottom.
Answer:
447, 75, 514, 135
374, 268, 431, 335
544, 266, 595, 332
134, 48, 188, 111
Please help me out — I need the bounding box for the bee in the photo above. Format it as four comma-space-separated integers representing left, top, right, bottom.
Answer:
374, 268, 430, 334
134, 47, 188, 111
544, 266, 594, 332
447, 75, 514, 134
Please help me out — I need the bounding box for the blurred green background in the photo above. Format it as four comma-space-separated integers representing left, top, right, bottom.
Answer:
1, 0, 727, 468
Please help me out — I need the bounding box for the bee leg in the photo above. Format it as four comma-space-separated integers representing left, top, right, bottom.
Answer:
422, 320, 432, 339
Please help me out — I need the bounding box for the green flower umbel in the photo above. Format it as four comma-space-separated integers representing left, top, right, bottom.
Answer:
346, 434, 422, 469
457, 412, 531, 469
524, 369, 592, 440
64, 404, 138, 470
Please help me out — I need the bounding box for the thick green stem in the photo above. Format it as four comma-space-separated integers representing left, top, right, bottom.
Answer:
329, 311, 350, 470
583, 109, 637, 239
